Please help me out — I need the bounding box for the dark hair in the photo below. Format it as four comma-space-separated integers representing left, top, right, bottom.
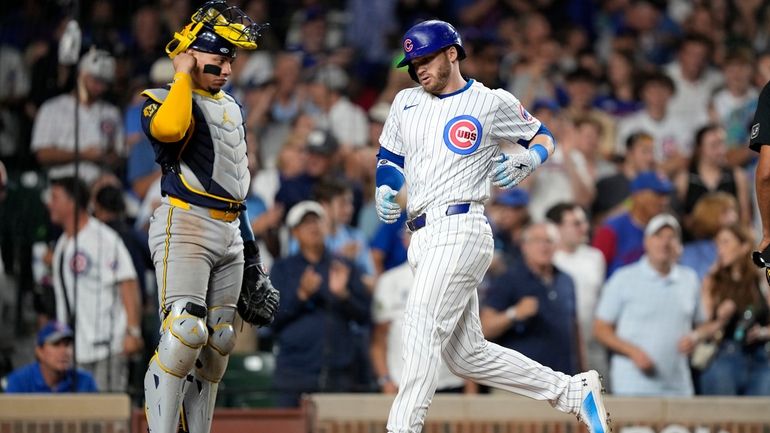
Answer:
635, 71, 675, 99
625, 131, 653, 152
565, 68, 597, 85
50, 177, 89, 210
688, 123, 722, 173
95, 184, 126, 214
545, 202, 581, 225
677, 33, 714, 56
313, 178, 350, 204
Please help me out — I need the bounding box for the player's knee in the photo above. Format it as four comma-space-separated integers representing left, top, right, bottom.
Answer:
195, 307, 237, 382
155, 299, 209, 377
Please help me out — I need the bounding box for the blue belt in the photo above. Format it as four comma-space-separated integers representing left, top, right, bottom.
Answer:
407, 203, 471, 232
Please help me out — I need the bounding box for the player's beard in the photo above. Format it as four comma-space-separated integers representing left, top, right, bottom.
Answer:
422, 56, 452, 94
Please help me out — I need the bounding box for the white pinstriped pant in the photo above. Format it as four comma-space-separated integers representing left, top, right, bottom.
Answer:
387, 205, 583, 433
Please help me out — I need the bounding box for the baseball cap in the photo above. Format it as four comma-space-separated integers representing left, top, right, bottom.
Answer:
631, 171, 674, 194
368, 102, 391, 124
306, 129, 339, 156
37, 321, 74, 347
286, 200, 326, 229
644, 213, 681, 238
78, 48, 115, 83
149, 57, 175, 85
494, 188, 530, 207
531, 98, 560, 114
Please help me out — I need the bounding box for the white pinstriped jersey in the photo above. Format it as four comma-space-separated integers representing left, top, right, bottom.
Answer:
379, 79, 541, 218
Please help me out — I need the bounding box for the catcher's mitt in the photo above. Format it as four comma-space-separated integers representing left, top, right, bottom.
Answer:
238, 241, 279, 326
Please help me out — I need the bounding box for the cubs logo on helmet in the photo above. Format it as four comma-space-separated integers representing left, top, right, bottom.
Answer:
404, 39, 413, 53
443, 115, 483, 155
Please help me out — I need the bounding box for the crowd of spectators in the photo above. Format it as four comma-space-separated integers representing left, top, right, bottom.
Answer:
2, 0, 770, 403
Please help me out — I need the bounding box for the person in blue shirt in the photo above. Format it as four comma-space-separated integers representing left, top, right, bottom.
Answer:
481, 222, 581, 376
4, 321, 97, 393
270, 201, 371, 407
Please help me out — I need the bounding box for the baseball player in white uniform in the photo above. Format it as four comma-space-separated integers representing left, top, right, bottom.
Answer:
375, 20, 611, 433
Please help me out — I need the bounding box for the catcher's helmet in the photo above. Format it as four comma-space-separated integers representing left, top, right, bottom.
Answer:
397, 20, 466, 68
165, 0, 267, 59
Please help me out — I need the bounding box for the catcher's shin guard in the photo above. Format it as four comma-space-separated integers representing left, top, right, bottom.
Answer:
180, 306, 237, 433
145, 299, 208, 433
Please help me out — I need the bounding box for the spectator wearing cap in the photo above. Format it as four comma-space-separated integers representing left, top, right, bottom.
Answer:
3, 321, 97, 393
488, 188, 530, 264
592, 132, 656, 225
270, 201, 371, 407
31, 48, 124, 185
594, 214, 715, 396
615, 72, 692, 177
546, 202, 607, 378
592, 171, 673, 277
307, 64, 369, 150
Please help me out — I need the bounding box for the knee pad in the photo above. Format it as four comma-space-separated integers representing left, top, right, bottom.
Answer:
156, 299, 209, 378
195, 306, 237, 383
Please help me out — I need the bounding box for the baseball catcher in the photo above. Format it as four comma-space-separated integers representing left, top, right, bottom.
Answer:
140, 2, 278, 432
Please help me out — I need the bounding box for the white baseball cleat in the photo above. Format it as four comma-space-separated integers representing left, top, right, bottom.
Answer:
575, 370, 611, 433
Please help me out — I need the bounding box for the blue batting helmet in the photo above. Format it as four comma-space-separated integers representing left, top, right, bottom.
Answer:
397, 20, 466, 68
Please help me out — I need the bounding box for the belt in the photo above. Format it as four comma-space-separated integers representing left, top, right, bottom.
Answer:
407, 203, 471, 232
168, 196, 240, 222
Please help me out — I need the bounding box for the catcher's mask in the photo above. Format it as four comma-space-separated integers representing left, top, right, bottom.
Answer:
165, 0, 268, 60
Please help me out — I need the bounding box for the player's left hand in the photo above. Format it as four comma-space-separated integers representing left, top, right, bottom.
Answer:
375, 185, 401, 223
489, 151, 541, 189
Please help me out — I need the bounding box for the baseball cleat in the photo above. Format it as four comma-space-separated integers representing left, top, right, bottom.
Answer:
575, 370, 611, 433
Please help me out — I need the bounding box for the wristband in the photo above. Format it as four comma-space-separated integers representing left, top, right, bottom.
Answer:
505, 306, 517, 321
127, 326, 141, 338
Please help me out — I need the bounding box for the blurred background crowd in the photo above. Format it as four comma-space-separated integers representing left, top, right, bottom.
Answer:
1, 0, 770, 406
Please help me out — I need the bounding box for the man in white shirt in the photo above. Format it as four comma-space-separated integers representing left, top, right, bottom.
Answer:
616, 72, 691, 176
307, 65, 369, 149
546, 203, 607, 380
46, 176, 142, 392
664, 34, 723, 144
31, 49, 124, 184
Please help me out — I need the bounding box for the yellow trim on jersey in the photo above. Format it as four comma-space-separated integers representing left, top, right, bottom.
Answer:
151, 353, 186, 379
179, 405, 188, 433
193, 88, 225, 100
168, 196, 191, 210
178, 173, 244, 206
161, 206, 174, 312
150, 72, 193, 143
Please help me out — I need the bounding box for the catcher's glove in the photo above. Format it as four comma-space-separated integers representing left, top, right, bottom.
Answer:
238, 240, 279, 326
752, 244, 770, 286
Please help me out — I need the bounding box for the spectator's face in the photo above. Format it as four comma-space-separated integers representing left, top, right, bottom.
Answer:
715, 228, 748, 267
574, 122, 601, 153
134, 8, 160, 51
699, 128, 726, 164
566, 80, 596, 108
278, 144, 307, 177
634, 190, 669, 218
490, 205, 528, 232
293, 214, 324, 249
36, 339, 74, 375
628, 137, 655, 172
300, 18, 326, 53
607, 52, 632, 84
644, 226, 680, 265
326, 192, 353, 226
305, 152, 332, 177
522, 224, 558, 268
724, 61, 752, 92
679, 41, 709, 79
46, 185, 75, 226
189, 51, 233, 92
558, 208, 589, 247
274, 53, 302, 90
82, 74, 109, 99
641, 82, 672, 110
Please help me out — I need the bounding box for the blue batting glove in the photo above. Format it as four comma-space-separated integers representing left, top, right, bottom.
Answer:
489, 150, 541, 189
375, 185, 401, 223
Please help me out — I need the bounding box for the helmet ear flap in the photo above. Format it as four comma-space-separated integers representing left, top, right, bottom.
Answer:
407, 64, 419, 83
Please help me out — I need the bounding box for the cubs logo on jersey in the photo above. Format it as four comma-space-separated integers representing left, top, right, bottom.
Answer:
70, 251, 91, 275
443, 115, 483, 155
